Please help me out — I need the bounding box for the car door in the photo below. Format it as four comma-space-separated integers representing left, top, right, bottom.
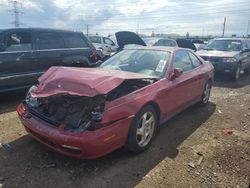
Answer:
187, 51, 206, 98
162, 50, 200, 117
0, 30, 36, 91
65, 32, 93, 66
33, 31, 72, 72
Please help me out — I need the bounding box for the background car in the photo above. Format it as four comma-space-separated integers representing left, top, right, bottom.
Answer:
88, 35, 118, 57
143, 38, 178, 47
0, 28, 97, 92
143, 37, 197, 51
197, 38, 250, 81
191, 39, 205, 51
18, 46, 214, 159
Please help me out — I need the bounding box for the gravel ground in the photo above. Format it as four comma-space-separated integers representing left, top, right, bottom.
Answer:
0, 74, 249, 188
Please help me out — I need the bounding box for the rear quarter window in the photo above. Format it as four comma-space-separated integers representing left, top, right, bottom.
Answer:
67, 33, 88, 48
36, 32, 65, 50
188, 52, 202, 68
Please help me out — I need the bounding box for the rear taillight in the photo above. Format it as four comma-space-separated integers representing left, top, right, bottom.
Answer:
90, 48, 97, 61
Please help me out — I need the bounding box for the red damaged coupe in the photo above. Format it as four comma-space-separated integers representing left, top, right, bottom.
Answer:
17, 47, 214, 159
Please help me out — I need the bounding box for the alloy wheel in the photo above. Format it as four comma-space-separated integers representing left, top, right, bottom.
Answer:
136, 112, 155, 147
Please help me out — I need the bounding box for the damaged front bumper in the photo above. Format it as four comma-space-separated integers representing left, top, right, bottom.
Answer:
17, 103, 134, 159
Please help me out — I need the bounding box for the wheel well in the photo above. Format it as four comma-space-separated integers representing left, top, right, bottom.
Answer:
143, 101, 161, 123
208, 78, 213, 85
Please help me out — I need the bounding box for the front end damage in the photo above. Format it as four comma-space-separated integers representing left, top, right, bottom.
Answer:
25, 90, 106, 132
17, 68, 157, 158
23, 78, 155, 132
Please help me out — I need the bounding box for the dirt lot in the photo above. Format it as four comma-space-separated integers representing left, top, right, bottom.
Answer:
0, 74, 249, 188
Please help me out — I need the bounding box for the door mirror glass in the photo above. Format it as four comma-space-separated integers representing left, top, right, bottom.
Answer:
170, 68, 183, 80
242, 48, 250, 53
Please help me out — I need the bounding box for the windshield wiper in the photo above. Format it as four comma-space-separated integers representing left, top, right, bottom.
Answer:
203, 48, 215, 51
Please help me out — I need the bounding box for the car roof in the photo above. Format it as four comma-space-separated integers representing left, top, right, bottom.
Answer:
143, 37, 175, 41
0, 27, 83, 34
213, 38, 247, 41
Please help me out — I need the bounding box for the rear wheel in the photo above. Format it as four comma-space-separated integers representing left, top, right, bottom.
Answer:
199, 81, 211, 106
126, 105, 158, 153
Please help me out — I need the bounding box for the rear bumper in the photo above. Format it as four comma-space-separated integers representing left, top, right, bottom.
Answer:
17, 103, 133, 159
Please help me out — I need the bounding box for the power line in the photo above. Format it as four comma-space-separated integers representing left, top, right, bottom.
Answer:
8, 0, 23, 27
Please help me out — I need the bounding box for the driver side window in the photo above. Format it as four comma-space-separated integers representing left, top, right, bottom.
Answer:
173, 50, 193, 72
4, 31, 31, 52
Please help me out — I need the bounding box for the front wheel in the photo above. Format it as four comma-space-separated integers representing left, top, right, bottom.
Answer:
125, 105, 158, 153
232, 63, 241, 81
198, 81, 212, 106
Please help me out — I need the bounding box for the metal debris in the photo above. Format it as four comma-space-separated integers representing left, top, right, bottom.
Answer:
188, 162, 195, 168
197, 156, 204, 165
223, 128, 233, 136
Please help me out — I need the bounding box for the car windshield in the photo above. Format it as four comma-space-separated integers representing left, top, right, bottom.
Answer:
100, 49, 170, 78
204, 40, 242, 51
89, 36, 101, 43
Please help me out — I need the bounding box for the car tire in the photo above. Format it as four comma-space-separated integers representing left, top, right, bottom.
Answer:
198, 81, 212, 106
125, 105, 158, 153
232, 63, 241, 81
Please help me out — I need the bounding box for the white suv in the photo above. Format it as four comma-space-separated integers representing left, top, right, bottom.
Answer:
88, 35, 118, 57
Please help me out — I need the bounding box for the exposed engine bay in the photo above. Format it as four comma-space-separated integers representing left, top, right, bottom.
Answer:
25, 94, 105, 132
25, 79, 155, 132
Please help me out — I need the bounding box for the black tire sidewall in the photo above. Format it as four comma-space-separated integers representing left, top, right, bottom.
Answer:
125, 105, 158, 153
232, 63, 241, 81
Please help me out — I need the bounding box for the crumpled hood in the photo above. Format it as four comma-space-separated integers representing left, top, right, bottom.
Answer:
197, 50, 239, 57
32, 67, 155, 98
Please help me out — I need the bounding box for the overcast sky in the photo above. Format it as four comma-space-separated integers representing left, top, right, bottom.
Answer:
0, 0, 250, 37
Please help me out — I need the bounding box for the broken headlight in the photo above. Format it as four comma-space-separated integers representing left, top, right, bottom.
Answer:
25, 85, 40, 108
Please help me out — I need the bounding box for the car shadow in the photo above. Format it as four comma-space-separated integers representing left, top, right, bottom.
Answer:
0, 102, 216, 188
0, 89, 27, 114
213, 73, 250, 89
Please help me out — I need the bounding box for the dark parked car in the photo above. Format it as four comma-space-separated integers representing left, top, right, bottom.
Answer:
197, 38, 250, 81
0, 28, 97, 92
18, 46, 214, 159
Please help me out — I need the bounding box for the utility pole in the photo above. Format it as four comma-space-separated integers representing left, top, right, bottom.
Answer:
222, 17, 226, 37
8, 0, 23, 28
86, 24, 89, 36
246, 20, 250, 37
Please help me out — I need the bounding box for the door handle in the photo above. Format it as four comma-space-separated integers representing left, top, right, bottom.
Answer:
60, 54, 70, 57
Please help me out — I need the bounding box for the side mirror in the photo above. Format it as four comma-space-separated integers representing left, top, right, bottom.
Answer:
170, 68, 183, 80
242, 49, 250, 53
0, 43, 6, 52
